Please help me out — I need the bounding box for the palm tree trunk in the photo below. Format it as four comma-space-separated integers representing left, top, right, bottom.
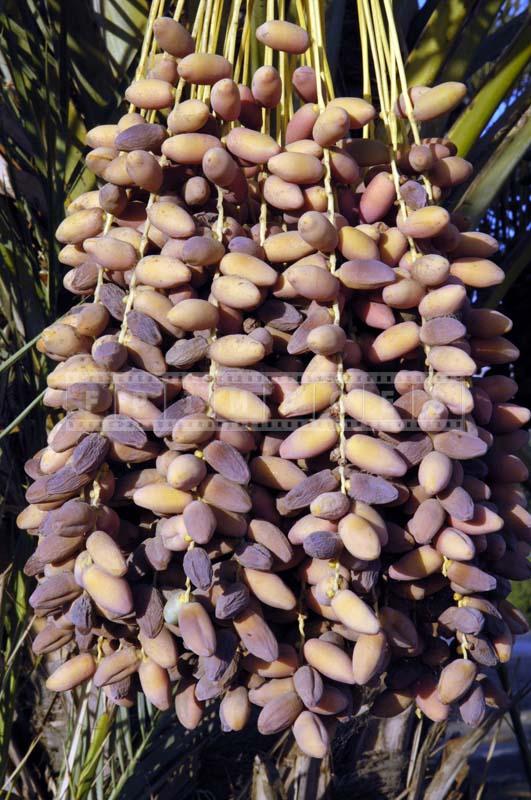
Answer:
333, 710, 415, 799
251, 710, 415, 800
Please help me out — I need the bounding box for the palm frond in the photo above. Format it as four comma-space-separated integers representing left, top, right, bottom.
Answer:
439, 0, 505, 83
405, 0, 471, 86
448, 19, 531, 155
454, 106, 531, 225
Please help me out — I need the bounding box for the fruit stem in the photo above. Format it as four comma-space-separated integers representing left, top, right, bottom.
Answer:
128, 0, 164, 111
94, 0, 165, 304
91, 0, 169, 504
224, 0, 244, 65
277, 0, 287, 145
360, 0, 416, 254
297, 577, 307, 649
257, 0, 274, 245
308, 0, 347, 495
359, 0, 439, 402
183, 540, 196, 603
233, 0, 250, 83
202, 0, 225, 104
381, 0, 433, 201
357, 0, 372, 140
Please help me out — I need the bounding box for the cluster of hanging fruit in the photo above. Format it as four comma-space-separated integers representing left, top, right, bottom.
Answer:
17, 0, 529, 758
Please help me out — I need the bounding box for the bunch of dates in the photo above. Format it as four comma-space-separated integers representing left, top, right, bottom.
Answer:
18, 14, 529, 758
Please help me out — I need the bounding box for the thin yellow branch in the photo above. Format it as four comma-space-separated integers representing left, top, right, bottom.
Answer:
307, 0, 347, 494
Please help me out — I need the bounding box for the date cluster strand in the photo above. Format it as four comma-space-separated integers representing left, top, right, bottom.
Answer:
17, 0, 530, 758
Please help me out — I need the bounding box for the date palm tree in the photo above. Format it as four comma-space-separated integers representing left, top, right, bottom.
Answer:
0, 1, 529, 797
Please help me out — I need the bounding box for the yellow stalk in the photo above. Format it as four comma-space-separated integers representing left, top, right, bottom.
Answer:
360, 0, 386, 121
307, 0, 347, 494
264, 0, 275, 67
361, 0, 415, 255
357, 0, 371, 139
189, 0, 207, 98
294, 0, 311, 69
198, 0, 215, 101
381, 0, 433, 199
258, 0, 275, 244
143, 0, 166, 100
318, 1, 335, 101
96, 0, 165, 303
210, 0, 224, 53
258, 107, 271, 245
362, 1, 438, 405
92, 0, 168, 506
224, 0, 244, 65
200, 0, 213, 53
202, 0, 225, 103
119, 0, 205, 344
173, 0, 186, 20
207, 0, 237, 387
182, 541, 195, 603
288, 54, 295, 118
372, 0, 393, 86
240, 0, 254, 87
277, 0, 286, 144
129, 0, 163, 106
295, 0, 307, 34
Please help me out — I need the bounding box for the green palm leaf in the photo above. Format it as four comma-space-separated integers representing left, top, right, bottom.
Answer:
454, 105, 531, 224
405, 0, 470, 86
439, 0, 504, 83
448, 20, 531, 155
